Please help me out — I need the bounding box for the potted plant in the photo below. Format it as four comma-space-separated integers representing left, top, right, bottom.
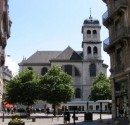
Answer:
8, 113, 25, 125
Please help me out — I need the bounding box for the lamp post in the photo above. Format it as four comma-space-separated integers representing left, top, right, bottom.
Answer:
100, 102, 102, 120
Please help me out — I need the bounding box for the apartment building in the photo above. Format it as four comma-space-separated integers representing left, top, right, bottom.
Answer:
0, 0, 11, 110
102, 0, 130, 119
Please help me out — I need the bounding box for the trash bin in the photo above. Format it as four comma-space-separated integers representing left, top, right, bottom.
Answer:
32, 117, 36, 122
84, 112, 93, 121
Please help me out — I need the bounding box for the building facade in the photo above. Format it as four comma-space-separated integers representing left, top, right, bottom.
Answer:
102, 0, 130, 119
19, 16, 108, 108
0, 0, 11, 110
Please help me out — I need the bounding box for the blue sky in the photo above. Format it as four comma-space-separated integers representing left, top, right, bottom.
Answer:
5, 0, 110, 76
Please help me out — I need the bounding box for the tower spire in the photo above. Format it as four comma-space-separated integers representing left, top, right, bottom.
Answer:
89, 8, 92, 20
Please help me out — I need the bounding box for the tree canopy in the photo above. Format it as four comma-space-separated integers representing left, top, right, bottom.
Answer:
5, 69, 39, 107
39, 65, 74, 116
89, 72, 111, 101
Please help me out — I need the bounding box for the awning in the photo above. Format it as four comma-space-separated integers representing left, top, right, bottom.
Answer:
3, 102, 13, 108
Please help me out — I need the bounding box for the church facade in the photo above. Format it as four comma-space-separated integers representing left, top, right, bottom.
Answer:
19, 16, 108, 104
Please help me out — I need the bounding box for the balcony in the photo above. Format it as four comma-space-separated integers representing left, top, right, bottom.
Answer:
102, 0, 127, 27
103, 27, 130, 51
103, 37, 110, 50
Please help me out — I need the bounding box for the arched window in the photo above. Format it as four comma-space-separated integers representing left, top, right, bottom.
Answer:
62, 65, 80, 77
27, 67, 33, 70
75, 88, 81, 98
93, 46, 98, 54
93, 30, 97, 38
90, 63, 96, 77
41, 67, 48, 76
87, 46, 91, 54
64, 65, 72, 76
75, 67, 80, 76
87, 30, 91, 38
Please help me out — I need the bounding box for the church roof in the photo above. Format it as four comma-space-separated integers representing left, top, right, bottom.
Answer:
19, 47, 83, 65
19, 51, 62, 65
83, 15, 100, 27
51, 46, 82, 61
102, 0, 107, 3
83, 19, 99, 25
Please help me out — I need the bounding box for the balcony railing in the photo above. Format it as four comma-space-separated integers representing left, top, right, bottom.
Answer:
110, 27, 130, 42
103, 37, 110, 50
102, 0, 127, 24
103, 27, 130, 50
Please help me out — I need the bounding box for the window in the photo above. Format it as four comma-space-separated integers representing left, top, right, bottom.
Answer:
96, 105, 99, 110
116, 48, 122, 65
87, 30, 91, 38
75, 67, 80, 76
64, 65, 72, 76
115, 48, 124, 73
75, 88, 81, 98
93, 30, 97, 38
87, 46, 91, 54
93, 46, 98, 54
41, 67, 48, 76
62, 65, 80, 77
90, 63, 96, 77
27, 67, 33, 70
115, 19, 120, 31
89, 105, 93, 110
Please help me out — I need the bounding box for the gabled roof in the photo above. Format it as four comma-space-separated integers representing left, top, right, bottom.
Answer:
52, 46, 82, 61
19, 46, 83, 66
19, 51, 61, 65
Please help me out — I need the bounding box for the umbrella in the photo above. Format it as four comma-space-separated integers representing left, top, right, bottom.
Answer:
3, 102, 13, 108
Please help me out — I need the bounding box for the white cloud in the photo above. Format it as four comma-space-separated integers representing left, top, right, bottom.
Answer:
5, 57, 19, 76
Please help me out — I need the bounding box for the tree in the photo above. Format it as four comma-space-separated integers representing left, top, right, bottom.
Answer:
89, 72, 111, 101
5, 69, 39, 107
39, 65, 74, 116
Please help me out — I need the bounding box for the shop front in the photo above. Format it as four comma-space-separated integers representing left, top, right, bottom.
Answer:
115, 80, 128, 118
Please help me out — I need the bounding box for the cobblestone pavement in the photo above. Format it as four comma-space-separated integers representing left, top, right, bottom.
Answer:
0, 113, 114, 125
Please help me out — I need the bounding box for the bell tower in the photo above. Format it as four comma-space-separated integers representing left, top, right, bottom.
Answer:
82, 12, 102, 60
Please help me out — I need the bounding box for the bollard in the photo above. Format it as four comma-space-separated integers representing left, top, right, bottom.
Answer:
2, 112, 4, 122
32, 117, 36, 122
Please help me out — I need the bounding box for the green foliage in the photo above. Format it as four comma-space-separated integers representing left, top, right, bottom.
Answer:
9, 113, 24, 125
9, 119, 24, 125
39, 65, 74, 104
5, 69, 39, 107
92, 72, 109, 85
89, 72, 111, 101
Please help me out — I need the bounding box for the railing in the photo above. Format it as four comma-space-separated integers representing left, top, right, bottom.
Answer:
110, 27, 130, 42
103, 37, 110, 50
103, 27, 130, 50
102, 0, 127, 23
102, 11, 108, 23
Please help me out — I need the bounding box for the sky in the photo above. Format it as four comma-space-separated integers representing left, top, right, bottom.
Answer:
5, 0, 110, 76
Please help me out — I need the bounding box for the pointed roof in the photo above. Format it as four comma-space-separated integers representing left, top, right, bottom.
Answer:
52, 46, 82, 61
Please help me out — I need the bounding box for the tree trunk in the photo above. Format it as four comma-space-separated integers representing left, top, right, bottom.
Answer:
53, 103, 56, 116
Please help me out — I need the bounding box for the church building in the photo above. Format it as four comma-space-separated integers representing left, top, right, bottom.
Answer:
19, 16, 108, 105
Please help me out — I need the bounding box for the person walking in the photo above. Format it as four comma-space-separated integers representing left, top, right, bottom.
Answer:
64, 109, 70, 124
26, 108, 31, 120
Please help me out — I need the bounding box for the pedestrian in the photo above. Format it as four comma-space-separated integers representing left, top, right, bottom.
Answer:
26, 108, 31, 120
64, 109, 70, 124
46, 107, 50, 115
